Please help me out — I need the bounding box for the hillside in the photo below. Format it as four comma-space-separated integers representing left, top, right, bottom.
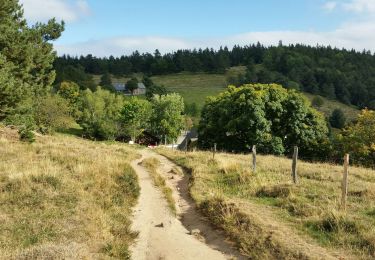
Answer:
157, 148, 375, 259
0, 127, 140, 259
152, 71, 360, 121
92, 69, 360, 121
56, 44, 375, 111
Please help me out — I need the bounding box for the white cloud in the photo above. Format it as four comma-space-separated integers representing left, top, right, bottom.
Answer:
20, 0, 91, 23
53, 0, 375, 56
343, 0, 375, 13
323, 1, 337, 11
55, 21, 375, 57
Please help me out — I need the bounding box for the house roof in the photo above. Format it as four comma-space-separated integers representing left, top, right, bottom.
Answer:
113, 82, 146, 91
113, 83, 125, 91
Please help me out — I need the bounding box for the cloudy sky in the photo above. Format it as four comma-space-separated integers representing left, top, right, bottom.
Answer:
19, 0, 375, 56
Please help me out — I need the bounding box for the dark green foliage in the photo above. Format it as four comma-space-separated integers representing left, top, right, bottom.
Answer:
54, 65, 96, 90
18, 120, 35, 143
185, 102, 199, 117
142, 76, 153, 88
0, 0, 64, 120
142, 76, 168, 99
145, 84, 168, 100
198, 84, 329, 155
99, 72, 114, 92
55, 43, 375, 109
312, 96, 324, 108
126, 78, 138, 95
0, 54, 22, 120
329, 109, 346, 129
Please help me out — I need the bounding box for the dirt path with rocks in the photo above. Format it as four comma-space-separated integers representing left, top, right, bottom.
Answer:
129, 149, 245, 260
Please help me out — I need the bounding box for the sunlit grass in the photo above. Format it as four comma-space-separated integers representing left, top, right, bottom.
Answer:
0, 127, 140, 259
157, 148, 375, 259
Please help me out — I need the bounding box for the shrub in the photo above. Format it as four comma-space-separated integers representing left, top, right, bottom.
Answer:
329, 108, 346, 129
312, 96, 324, 108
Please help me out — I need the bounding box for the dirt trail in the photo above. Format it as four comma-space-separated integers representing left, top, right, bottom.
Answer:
130, 149, 244, 260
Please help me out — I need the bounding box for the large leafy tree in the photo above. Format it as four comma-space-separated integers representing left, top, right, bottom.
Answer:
0, 0, 64, 119
338, 109, 375, 166
121, 98, 152, 141
198, 84, 329, 155
150, 93, 185, 143
79, 87, 124, 140
57, 81, 81, 118
126, 77, 138, 95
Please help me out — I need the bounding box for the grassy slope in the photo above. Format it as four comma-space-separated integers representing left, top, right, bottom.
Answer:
304, 93, 360, 121
153, 73, 360, 120
93, 68, 359, 120
0, 127, 140, 259
151, 72, 227, 108
157, 148, 375, 259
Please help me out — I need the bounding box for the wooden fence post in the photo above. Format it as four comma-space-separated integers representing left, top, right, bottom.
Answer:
341, 153, 350, 210
213, 143, 217, 159
252, 145, 256, 172
292, 146, 298, 184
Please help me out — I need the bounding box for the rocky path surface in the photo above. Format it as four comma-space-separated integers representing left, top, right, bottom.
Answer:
129, 149, 244, 260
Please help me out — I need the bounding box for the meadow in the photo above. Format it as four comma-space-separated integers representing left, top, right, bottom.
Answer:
94, 69, 360, 121
157, 148, 375, 259
0, 127, 140, 259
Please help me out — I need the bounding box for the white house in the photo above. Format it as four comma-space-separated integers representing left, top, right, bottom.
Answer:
113, 82, 146, 95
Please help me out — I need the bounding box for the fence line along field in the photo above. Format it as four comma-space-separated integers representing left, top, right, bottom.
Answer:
0, 127, 140, 259
157, 147, 375, 259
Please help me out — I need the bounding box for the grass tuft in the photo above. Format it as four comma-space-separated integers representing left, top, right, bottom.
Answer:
0, 127, 140, 259
141, 157, 176, 214
157, 147, 375, 259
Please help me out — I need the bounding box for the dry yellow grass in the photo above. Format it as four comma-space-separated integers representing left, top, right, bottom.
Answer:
157, 148, 375, 259
0, 127, 140, 259
141, 157, 176, 214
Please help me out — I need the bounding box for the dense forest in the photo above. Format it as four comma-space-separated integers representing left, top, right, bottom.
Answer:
55, 43, 375, 108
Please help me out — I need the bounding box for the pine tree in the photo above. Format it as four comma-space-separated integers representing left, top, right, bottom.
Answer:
0, 0, 64, 119
99, 72, 114, 91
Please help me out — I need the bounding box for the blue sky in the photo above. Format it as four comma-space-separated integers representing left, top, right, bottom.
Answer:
20, 0, 375, 56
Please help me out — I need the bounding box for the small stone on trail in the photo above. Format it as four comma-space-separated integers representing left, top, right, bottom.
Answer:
155, 222, 164, 228
190, 229, 200, 235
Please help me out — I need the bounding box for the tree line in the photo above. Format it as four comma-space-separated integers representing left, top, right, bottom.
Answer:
2, 0, 375, 167
199, 84, 375, 166
0, 0, 186, 143
55, 42, 375, 109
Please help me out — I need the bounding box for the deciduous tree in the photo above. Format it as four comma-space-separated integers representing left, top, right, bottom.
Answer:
121, 98, 152, 141
199, 84, 328, 155
150, 93, 185, 143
